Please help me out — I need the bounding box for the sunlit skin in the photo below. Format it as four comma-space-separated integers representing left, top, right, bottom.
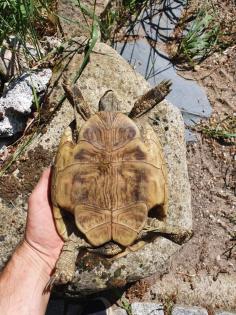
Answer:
26, 168, 63, 265
0, 168, 63, 315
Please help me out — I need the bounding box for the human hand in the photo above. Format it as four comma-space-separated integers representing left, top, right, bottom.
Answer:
25, 168, 63, 270
0, 168, 63, 314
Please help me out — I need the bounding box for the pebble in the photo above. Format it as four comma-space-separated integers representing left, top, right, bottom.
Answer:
0, 69, 52, 137
215, 312, 236, 315
113, 308, 128, 315
131, 302, 164, 315
172, 305, 208, 315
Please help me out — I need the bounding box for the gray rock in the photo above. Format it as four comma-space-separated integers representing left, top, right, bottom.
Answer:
0, 69, 52, 137
43, 36, 63, 51
113, 308, 128, 315
215, 312, 236, 315
150, 273, 236, 313
0, 201, 26, 268
0, 140, 11, 152
0, 42, 192, 294
131, 302, 164, 315
57, 0, 108, 39
172, 305, 208, 315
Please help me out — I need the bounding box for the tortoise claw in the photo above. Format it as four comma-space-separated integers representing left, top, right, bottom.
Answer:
44, 274, 57, 292
44, 269, 74, 292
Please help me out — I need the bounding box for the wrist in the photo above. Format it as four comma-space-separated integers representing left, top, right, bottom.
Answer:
0, 241, 52, 315
19, 240, 55, 277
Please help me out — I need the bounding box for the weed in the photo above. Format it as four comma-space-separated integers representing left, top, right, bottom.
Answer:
195, 113, 236, 143
118, 296, 132, 315
73, 0, 100, 83
101, 0, 149, 42
0, 0, 56, 59
172, 8, 220, 66
171, 1, 236, 67
160, 292, 177, 315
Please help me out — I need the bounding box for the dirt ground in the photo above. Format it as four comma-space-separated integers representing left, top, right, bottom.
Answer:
0, 145, 54, 202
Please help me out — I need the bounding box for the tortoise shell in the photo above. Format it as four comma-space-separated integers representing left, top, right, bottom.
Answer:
52, 111, 167, 247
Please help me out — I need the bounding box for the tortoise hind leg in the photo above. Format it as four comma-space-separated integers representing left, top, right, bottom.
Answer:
46, 236, 90, 289
139, 218, 192, 245
46, 238, 77, 289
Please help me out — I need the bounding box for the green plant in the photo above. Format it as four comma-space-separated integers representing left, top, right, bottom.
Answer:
195, 114, 236, 142
118, 297, 132, 315
101, 0, 149, 42
0, 0, 55, 59
200, 127, 236, 141
175, 8, 220, 66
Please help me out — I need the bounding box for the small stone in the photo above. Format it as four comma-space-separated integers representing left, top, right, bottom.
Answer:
131, 302, 164, 315
113, 308, 128, 315
193, 65, 201, 71
0, 69, 52, 137
172, 305, 208, 315
215, 312, 236, 315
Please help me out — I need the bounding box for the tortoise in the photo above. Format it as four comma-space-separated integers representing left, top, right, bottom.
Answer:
49, 80, 188, 286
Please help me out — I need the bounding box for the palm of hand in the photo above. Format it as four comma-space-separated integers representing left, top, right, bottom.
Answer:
25, 168, 63, 266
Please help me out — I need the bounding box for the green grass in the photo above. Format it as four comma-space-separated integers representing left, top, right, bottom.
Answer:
118, 297, 132, 315
200, 127, 236, 141
196, 114, 236, 143
101, 0, 149, 42
0, 0, 55, 59
172, 1, 235, 67
174, 8, 220, 66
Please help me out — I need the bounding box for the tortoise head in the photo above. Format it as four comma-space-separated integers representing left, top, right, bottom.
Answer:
98, 90, 121, 112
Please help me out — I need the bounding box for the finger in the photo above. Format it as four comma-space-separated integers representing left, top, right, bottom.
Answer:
28, 167, 52, 205
34, 167, 51, 194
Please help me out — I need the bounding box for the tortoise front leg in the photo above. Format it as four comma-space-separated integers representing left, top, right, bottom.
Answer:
46, 235, 91, 289
62, 80, 92, 121
129, 80, 172, 118
139, 218, 192, 245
